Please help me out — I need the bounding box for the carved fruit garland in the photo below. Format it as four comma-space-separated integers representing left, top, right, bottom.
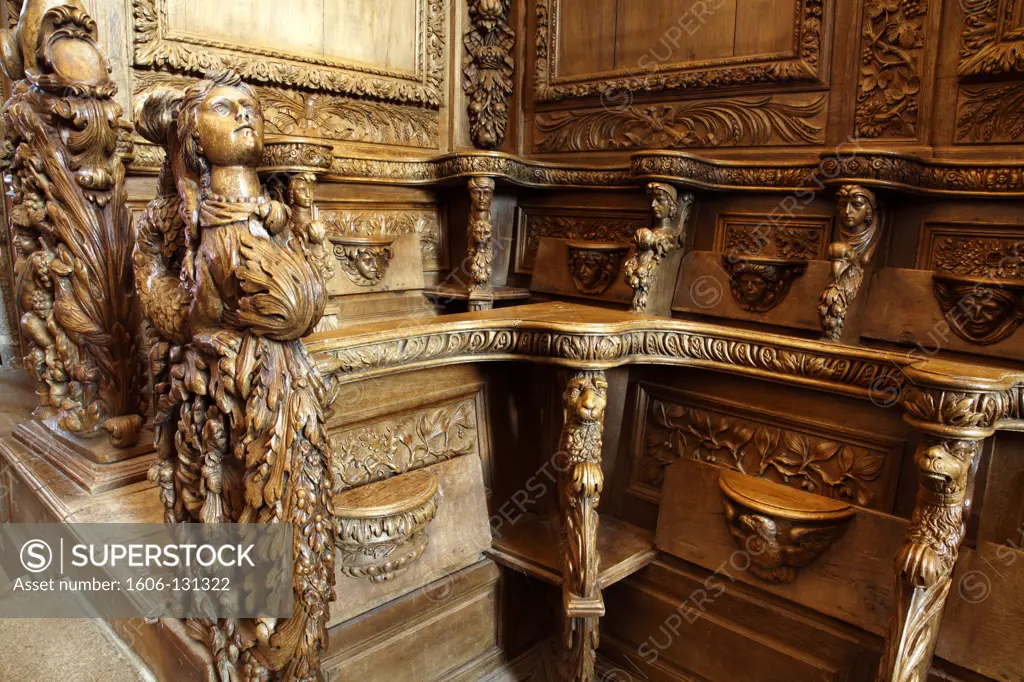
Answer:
463, 0, 515, 149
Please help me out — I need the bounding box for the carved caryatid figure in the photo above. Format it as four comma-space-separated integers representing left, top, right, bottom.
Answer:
467, 176, 496, 309
134, 71, 334, 682
285, 172, 334, 282
0, 1, 144, 445
624, 183, 694, 313
818, 185, 882, 342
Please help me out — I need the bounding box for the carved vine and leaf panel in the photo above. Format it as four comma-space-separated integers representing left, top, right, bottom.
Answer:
534, 96, 827, 153
634, 393, 896, 511
717, 217, 830, 261
517, 211, 647, 274
331, 397, 479, 489
856, 0, 928, 139
321, 208, 446, 272
932, 236, 1024, 279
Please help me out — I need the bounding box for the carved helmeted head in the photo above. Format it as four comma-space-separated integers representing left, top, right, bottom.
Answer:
647, 182, 679, 224
178, 70, 263, 178
564, 373, 608, 424
835, 185, 876, 233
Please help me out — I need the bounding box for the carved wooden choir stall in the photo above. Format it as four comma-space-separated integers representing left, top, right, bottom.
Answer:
0, 1, 1022, 682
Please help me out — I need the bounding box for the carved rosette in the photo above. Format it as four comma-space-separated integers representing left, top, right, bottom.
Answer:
334, 469, 440, 583
463, 0, 514, 149
719, 470, 855, 583
624, 183, 694, 313
557, 371, 608, 682
467, 176, 496, 305
818, 185, 882, 341
0, 3, 145, 446
566, 241, 629, 296
331, 236, 395, 288
723, 256, 807, 313
932, 273, 1024, 345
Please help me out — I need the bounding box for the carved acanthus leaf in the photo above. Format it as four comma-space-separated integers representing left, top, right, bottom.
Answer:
322, 209, 445, 272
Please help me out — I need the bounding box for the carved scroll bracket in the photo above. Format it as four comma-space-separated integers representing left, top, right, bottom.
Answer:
818, 185, 883, 342
556, 370, 607, 682
624, 183, 695, 313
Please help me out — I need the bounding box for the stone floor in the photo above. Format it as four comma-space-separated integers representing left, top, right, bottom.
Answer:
0, 371, 153, 680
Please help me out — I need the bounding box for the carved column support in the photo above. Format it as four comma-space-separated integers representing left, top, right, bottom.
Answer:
624, 183, 694, 313
556, 370, 608, 682
467, 176, 496, 311
879, 385, 1003, 682
818, 185, 883, 342
463, 0, 515, 149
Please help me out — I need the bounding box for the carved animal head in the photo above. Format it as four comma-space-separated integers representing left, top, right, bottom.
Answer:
564, 373, 608, 424
915, 439, 976, 496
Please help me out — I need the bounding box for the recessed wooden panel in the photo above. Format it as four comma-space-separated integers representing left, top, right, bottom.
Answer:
917, 222, 1024, 277
613, 0, 738, 67
321, 205, 448, 272
713, 212, 832, 260
554, 0, 618, 77
514, 207, 647, 274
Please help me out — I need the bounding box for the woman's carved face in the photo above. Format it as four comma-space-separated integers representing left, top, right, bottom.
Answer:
839, 193, 871, 228
197, 85, 264, 167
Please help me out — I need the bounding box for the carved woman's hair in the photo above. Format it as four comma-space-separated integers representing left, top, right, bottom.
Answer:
176, 70, 259, 179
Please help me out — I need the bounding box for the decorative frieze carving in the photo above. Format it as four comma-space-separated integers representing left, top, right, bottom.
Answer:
931, 236, 1024, 279
566, 241, 629, 296
322, 208, 446, 272
534, 0, 828, 102
535, 96, 827, 153
135, 71, 334, 680
463, 0, 515, 149
723, 257, 807, 313
1, 3, 145, 446
132, 0, 447, 108
819, 186, 882, 341
624, 183, 694, 312
855, 0, 928, 138
331, 236, 395, 287
517, 212, 644, 274
635, 393, 893, 510
720, 470, 856, 583
557, 370, 608, 682
331, 397, 478, 489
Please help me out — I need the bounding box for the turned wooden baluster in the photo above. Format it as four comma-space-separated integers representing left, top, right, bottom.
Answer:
467, 176, 496, 312
879, 383, 1002, 682
556, 370, 608, 681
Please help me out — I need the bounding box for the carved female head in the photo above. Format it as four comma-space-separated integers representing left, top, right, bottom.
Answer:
647, 182, 678, 223
835, 185, 875, 231
287, 173, 318, 209
178, 70, 263, 177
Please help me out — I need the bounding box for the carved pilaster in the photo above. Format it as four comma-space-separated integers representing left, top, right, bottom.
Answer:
818, 185, 882, 342
0, 2, 145, 446
623, 183, 694, 313
556, 370, 608, 682
463, 0, 514, 149
135, 72, 334, 681
880, 385, 1000, 682
467, 176, 496, 311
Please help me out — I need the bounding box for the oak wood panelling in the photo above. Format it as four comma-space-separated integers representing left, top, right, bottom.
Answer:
713, 212, 832, 260
321, 204, 449, 272
915, 221, 1024, 275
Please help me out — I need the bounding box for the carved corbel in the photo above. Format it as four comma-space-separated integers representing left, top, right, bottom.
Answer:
932, 273, 1024, 346
467, 176, 496, 311
331, 236, 395, 287
1, 1, 145, 446
719, 470, 855, 583
722, 256, 807, 313
135, 71, 334, 681
818, 185, 883, 342
566, 241, 629, 296
463, 0, 515, 149
879, 385, 1006, 682
556, 370, 608, 682
624, 183, 694, 313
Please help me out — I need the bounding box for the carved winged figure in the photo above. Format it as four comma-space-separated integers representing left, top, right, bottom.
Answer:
134, 70, 335, 682
0, 1, 144, 445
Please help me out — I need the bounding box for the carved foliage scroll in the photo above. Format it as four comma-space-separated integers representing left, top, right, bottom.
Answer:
463, 0, 515, 149
856, 0, 928, 138
959, 0, 1024, 77
535, 96, 827, 152
632, 390, 896, 511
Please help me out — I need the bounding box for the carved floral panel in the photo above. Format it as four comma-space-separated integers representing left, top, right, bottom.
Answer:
920, 222, 1024, 280
321, 207, 447, 272
714, 214, 831, 260
515, 209, 647, 274
630, 388, 900, 512
331, 397, 479, 489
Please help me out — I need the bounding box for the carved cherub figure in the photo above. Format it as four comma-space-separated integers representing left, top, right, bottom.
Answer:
135, 70, 333, 682
818, 185, 881, 341
624, 183, 695, 312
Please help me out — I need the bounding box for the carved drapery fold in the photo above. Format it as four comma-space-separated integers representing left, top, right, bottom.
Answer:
557, 370, 607, 682
463, 0, 515, 149
818, 185, 882, 342
624, 183, 694, 312
135, 71, 334, 682
0, 1, 144, 446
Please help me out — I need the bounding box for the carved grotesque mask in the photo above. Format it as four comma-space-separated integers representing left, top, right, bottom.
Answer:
934, 277, 1024, 345
565, 374, 608, 423
197, 85, 264, 167
736, 271, 769, 303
